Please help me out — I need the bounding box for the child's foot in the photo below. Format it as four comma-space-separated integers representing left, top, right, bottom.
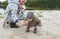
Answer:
34, 27, 37, 34
26, 30, 30, 32
33, 31, 37, 34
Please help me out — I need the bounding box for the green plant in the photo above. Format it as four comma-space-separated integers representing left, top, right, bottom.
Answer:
37, 13, 43, 17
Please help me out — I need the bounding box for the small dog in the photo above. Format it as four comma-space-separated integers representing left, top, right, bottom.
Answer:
26, 12, 42, 34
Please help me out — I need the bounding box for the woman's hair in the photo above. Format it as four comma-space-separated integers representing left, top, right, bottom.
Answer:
27, 12, 35, 19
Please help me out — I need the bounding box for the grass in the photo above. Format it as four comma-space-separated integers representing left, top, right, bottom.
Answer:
0, 16, 3, 18
26, 7, 52, 10
0, 13, 4, 18
37, 13, 43, 17
26, 7, 41, 10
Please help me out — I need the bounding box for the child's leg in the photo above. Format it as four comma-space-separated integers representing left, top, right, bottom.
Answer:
26, 22, 30, 32
34, 25, 37, 33
26, 26, 30, 32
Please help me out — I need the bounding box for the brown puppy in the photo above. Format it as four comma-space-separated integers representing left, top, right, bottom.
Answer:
26, 12, 42, 33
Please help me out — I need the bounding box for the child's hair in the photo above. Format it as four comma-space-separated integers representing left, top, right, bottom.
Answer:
27, 12, 34, 19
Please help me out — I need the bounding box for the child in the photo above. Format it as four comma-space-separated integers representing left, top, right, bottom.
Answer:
26, 12, 42, 33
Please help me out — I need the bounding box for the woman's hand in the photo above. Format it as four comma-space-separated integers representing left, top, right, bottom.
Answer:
18, 20, 25, 26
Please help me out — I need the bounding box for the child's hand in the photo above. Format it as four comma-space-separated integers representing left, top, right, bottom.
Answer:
24, 21, 28, 26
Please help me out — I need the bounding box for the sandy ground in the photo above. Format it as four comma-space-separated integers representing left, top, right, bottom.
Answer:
0, 10, 60, 39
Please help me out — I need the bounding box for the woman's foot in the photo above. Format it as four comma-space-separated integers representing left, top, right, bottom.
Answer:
10, 22, 19, 28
